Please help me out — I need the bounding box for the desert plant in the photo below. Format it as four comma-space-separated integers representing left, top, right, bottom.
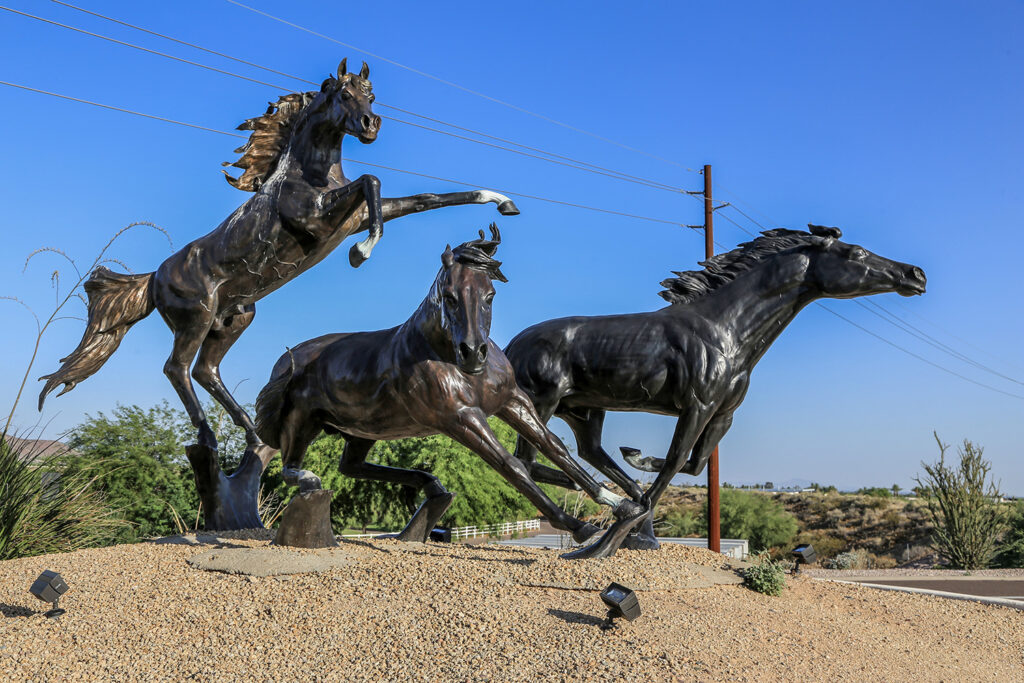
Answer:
0, 435, 126, 560
743, 551, 787, 596
915, 433, 1007, 569
991, 501, 1024, 568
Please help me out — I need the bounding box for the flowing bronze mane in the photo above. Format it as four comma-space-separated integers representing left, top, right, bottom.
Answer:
222, 73, 373, 192
659, 227, 836, 305
448, 224, 509, 283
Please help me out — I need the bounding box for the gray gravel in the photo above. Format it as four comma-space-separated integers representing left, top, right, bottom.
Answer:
2, 535, 1022, 681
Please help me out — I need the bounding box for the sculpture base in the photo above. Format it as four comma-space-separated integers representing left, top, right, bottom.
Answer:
273, 489, 339, 548
186, 444, 275, 530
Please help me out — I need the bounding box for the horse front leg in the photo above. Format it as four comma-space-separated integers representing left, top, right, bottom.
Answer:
621, 408, 709, 549
442, 407, 600, 546
319, 174, 383, 267
497, 389, 648, 559
379, 190, 520, 224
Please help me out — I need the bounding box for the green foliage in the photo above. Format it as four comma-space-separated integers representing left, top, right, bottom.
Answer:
655, 490, 797, 552
857, 486, 892, 498
0, 434, 125, 560
65, 403, 199, 542
263, 418, 541, 531
718, 490, 798, 551
991, 501, 1024, 568
743, 551, 787, 596
915, 433, 1008, 570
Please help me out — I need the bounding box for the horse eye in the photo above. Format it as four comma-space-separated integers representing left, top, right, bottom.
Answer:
369, 94, 375, 103
341, 90, 352, 100
485, 293, 495, 304
850, 247, 867, 260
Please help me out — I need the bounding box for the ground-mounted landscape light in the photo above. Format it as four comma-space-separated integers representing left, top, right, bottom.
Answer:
29, 570, 69, 618
791, 544, 817, 571
599, 582, 641, 629
429, 527, 452, 543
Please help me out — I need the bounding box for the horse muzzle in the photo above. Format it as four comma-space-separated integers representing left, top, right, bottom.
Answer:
456, 341, 488, 375
357, 114, 381, 144
898, 266, 927, 296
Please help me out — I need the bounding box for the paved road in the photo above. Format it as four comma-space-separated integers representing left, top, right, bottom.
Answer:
845, 577, 1024, 601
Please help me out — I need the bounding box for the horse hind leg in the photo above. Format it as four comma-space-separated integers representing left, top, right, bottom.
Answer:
278, 409, 325, 492
338, 437, 453, 543
164, 320, 217, 450
191, 305, 260, 447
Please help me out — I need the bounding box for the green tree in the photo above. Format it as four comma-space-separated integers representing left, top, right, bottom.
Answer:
65, 403, 199, 542
992, 501, 1024, 568
915, 433, 1008, 569
655, 490, 797, 551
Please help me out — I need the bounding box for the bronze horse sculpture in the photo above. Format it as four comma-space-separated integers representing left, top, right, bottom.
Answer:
505, 225, 926, 548
254, 226, 649, 559
38, 59, 518, 454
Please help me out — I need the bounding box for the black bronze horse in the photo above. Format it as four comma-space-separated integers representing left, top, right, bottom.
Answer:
254, 226, 648, 559
505, 225, 927, 548
38, 59, 518, 453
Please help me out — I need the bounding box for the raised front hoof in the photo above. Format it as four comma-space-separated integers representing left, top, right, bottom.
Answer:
392, 491, 456, 543
530, 463, 581, 490
497, 199, 520, 216
560, 503, 648, 560
620, 533, 661, 551
348, 242, 371, 268
620, 446, 665, 473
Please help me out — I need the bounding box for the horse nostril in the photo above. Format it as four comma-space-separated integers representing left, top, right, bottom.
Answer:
373, 115, 382, 129
459, 343, 471, 359
361, 114, 372, 129
912, 266, 926, 282
478, 344, 488, 360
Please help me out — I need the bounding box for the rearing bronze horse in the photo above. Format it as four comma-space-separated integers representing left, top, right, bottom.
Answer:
38, 59, 518, 452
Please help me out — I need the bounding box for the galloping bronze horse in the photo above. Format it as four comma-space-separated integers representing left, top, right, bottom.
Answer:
506, 225, 926, 548
254, 226, 649, 559
38, 59, 518, 452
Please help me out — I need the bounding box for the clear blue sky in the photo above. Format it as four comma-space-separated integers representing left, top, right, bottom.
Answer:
1, 1, 1021, 493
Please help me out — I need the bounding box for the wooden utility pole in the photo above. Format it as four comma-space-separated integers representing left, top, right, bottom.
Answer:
703, 164, 721, 554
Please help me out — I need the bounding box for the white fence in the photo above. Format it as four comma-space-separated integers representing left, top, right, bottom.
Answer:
339, 518, 540, 541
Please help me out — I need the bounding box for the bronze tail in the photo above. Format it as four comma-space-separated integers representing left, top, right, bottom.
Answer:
38, 267, 155, 409
253, 349, 295, 449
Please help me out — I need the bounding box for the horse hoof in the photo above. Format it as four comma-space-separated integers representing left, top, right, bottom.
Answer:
571, 522, 601, 544
393, 491, 456, 543
297, 471, 322, 492
497, 199, 520, 216
348, 243, 370, 268
620, 533, 661, 551
560, 503, 648, 560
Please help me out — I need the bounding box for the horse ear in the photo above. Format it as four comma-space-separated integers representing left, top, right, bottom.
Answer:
808, 223, 842, 239
442, 245, 454, 268
360, 61, 370, 79
337, 58, 348, 78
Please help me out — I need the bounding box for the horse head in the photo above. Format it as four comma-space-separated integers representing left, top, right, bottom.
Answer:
314, 57, 381, 144
436, 224, 508, 375
802, 224, 926, 299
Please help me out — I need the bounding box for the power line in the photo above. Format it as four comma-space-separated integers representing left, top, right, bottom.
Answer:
855, 299, 1024, 386
222, 0, 700, 173
0, 5, 295, 92
0, 79, 697, 231
25, 2, 697, 199
0, 79, 245, 138
816, 303, 1024, 401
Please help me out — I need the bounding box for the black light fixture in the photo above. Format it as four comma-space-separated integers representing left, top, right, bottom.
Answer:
599, 582, 641, 629
29, 570, 69, 618
791, 544, 817, 571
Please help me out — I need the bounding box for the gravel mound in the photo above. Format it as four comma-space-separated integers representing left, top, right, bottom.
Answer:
2, 536, 1022, 681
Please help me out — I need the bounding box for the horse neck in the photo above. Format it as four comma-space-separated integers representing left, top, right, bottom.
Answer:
282, 114, 346, 187
687, 261, 819, 367
401, 279, 456, 363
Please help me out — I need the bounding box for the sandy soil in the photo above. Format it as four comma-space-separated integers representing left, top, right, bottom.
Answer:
2, 533, 1022, 681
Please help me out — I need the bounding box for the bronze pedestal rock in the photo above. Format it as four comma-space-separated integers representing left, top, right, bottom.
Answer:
274, 490, 339, 549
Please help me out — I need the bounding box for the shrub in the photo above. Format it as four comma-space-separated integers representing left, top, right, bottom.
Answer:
857, 487, 892, 498
992, 501, 1024, 568
743, 551, 787, 596
718, 490, 798, 551
915, 433, 1008, 569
